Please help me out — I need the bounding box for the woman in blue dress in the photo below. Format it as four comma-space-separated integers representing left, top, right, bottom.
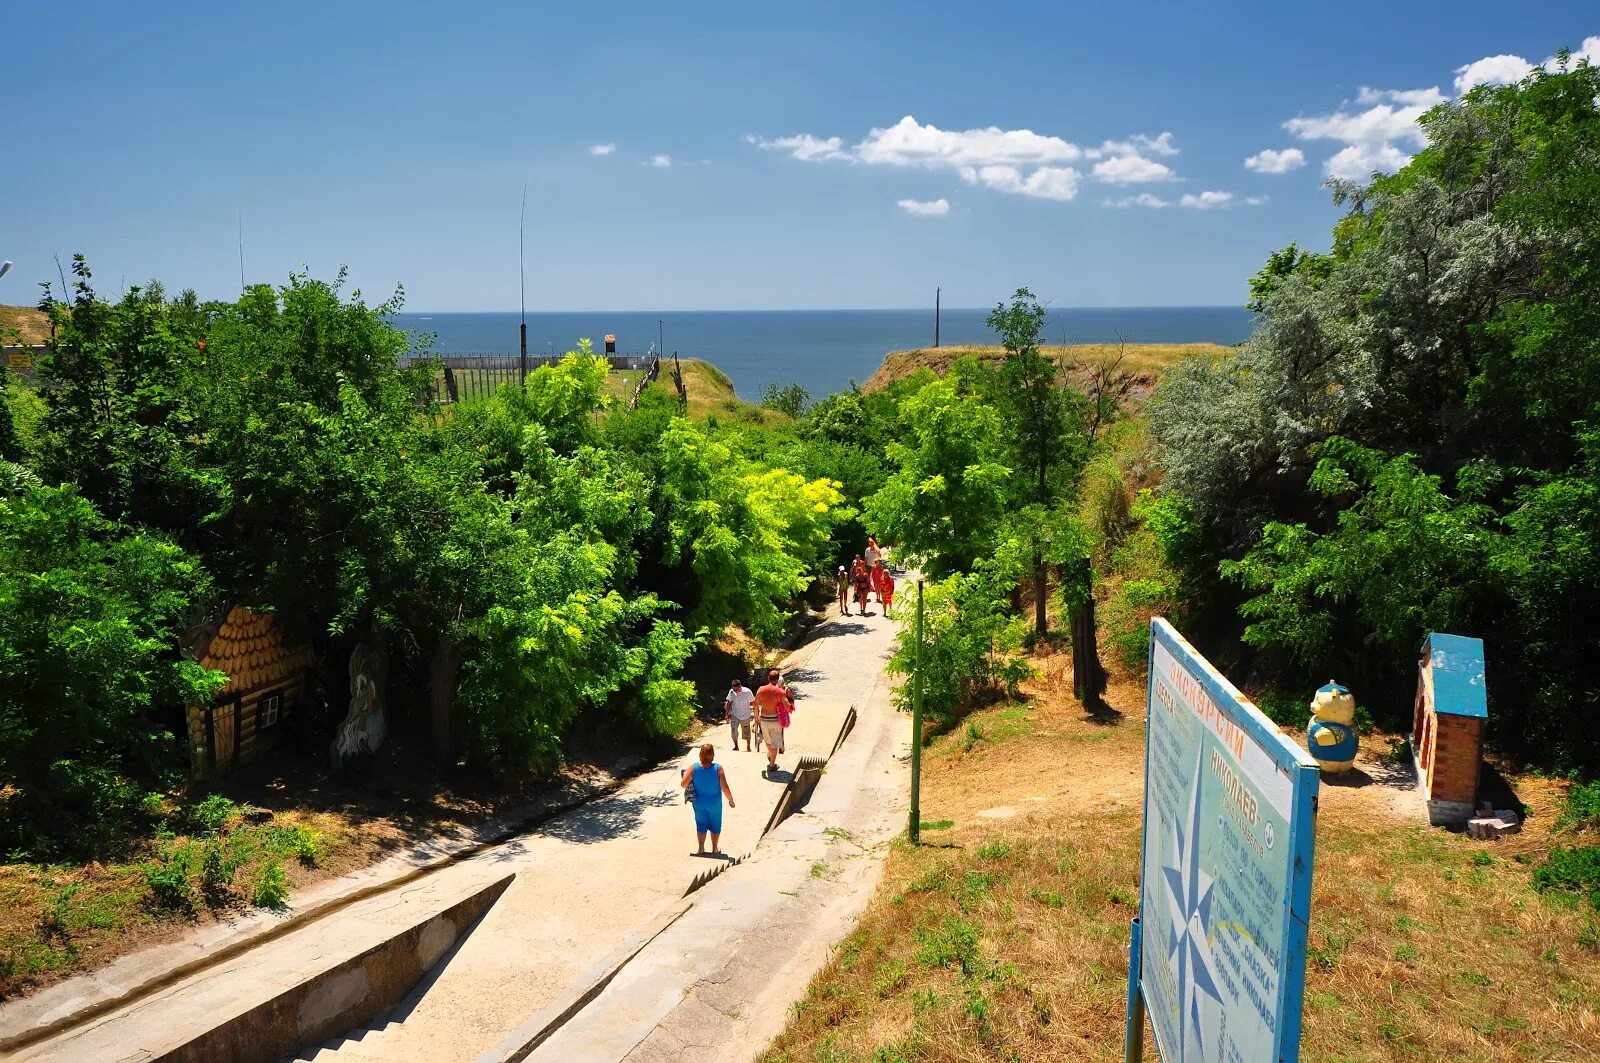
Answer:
681, 743, 736, 856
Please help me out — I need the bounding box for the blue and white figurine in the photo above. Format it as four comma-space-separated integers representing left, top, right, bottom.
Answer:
1307, 681, 1358, 773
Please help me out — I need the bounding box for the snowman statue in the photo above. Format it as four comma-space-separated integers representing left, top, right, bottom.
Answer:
1307, 680, 1358, 774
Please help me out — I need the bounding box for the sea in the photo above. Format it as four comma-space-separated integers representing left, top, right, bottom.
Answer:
391, 307, 1254, 401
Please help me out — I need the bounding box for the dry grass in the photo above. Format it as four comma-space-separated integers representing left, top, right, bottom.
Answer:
762, 652, 1600, 1062
0, 305, 51, 345
646, 358, 790, 424
861, 343, 1230, 393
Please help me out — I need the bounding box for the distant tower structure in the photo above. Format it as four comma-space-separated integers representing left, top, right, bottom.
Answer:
934, 287, 941, 348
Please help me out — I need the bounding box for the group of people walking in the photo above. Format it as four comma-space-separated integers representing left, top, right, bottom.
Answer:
682, 668, 795, 856
682, 536, 891, 857
837, 535, 894, 617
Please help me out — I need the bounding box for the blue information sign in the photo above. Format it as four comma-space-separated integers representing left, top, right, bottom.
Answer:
1126, 619, 1320, 1063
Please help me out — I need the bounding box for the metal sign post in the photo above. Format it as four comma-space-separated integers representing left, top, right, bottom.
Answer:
909, 579, 924, 845
1128, 618, 1319, 1063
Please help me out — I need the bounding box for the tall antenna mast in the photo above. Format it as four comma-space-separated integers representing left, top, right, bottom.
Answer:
519, 183, 528, 390
237, 209, 246, 293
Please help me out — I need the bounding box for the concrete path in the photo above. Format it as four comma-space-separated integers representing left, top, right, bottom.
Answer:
522, 628, 908, 1062
300, 607, 899, 1062
12, 605, 899, 1063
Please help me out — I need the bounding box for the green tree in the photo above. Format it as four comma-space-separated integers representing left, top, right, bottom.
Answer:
0, 475, 224, 857
655, 419, 844, 641
1151, 61, 1600, 768
987, 288, 1091, 637
865, 367, 1013, 578
761, 382, 811, 418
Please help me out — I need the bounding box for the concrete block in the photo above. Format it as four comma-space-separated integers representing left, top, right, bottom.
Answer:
1467, 810, 1522, 840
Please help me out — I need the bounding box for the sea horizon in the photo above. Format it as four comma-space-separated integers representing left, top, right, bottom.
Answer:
393, 306, 1254, 400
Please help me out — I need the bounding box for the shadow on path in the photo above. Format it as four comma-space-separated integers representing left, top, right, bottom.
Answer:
531, 790, 680, 845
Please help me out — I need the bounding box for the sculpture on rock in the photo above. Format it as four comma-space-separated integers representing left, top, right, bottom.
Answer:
1307, 680, 1358, 773
332, 631, 387, 770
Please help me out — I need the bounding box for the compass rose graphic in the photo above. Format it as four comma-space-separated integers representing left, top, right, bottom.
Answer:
1162, 756, 1226, 1061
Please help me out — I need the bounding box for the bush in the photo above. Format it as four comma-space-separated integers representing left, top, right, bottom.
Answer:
1558, 781, 1600, 833
887, 558, 1034, 733
177, 795, 243, 836
1532, 846, 1600, 906
144, 844, 198, 912
761, 382, 810, 418
200, 839, 240, 902
252, 861, 290, 911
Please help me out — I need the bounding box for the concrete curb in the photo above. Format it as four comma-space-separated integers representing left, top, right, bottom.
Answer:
474, 899, 693, 1063
102, 872, 511, 1063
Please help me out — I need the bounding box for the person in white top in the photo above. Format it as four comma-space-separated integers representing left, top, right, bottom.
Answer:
724, 678, 756, 751
864, 536, 885, 602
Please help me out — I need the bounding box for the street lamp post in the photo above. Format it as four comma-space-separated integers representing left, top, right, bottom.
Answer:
0, 261, 13, 281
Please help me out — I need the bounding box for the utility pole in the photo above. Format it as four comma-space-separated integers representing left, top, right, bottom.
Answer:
237, 209, 246, 293
658, 318, 664, 358
934, 287, 941, 348
909, 579, 925, 844
519, 184, 528, 390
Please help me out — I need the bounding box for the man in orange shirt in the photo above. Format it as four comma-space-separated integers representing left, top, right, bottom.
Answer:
755, 668, 793, 775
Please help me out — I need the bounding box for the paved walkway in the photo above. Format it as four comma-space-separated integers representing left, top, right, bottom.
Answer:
306, 608, 896, 1061
15, 605, 899, 1062
525, 629, 908, 1062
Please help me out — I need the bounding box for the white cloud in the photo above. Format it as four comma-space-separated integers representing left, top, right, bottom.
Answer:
745, 116, 1179, 202
1086, 132, 1179, 160
1454, 54, 1531, 93
1133, 132, 1179, 157
1545, 36, 1600, 72
646, 154, 672, 168
589, 143, 617, 156
1246, 195, 1270, 206
1091, 154, 1176, 184
1285, 87, 1444, 148
1323, 142, 1412, 180
1353, 86, 1448, 108
855, 115, 1082, 169
966, 164, 1080, 201
1285, 85, 1444, 178
897, 197, 951, 217
1179, 191, 1233, 209
746, 133, 852, 162
1104, 193, 1170, 208
1243, 147, 1305, 174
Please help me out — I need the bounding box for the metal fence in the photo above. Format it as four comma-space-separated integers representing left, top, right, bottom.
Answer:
399, 352, 655, 372
402, 352, 657, 406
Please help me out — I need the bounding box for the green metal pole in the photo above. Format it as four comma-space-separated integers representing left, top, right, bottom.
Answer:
910, 579, 924, 845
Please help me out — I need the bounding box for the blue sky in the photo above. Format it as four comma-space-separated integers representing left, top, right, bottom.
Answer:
3, 2, 1595, 310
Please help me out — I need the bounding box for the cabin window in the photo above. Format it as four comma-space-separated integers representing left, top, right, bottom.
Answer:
259, 691, 283, 729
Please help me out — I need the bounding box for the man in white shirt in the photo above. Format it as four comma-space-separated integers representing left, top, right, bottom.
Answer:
724, 678, 756, 751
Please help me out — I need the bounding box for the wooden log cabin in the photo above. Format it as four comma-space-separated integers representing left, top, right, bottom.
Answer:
184, 605, 315, 779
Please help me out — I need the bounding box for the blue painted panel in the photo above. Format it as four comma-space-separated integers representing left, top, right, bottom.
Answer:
1423, 632, 1487, 719
1131, 618, 1320, 1063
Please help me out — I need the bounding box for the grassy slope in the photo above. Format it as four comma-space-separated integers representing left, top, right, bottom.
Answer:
646, 357, 790, 425
862, 342, 1230, 392
0, 305, 51, 345
762, 657, 1600, 1063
